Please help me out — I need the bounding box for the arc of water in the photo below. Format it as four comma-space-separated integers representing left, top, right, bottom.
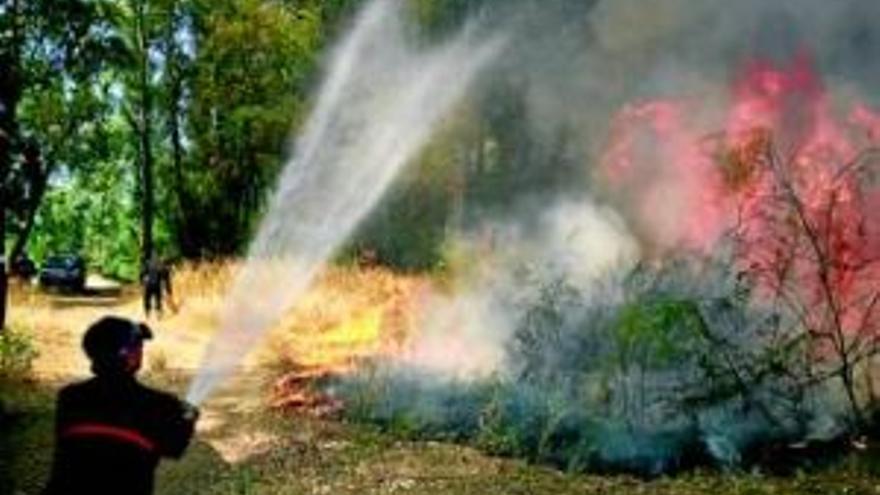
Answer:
187, 0, 504, 405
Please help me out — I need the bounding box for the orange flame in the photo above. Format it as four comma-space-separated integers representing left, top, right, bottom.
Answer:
266, 267, 428, 413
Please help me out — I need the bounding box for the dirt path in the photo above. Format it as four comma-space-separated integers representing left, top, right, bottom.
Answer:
12, 286, 282, 467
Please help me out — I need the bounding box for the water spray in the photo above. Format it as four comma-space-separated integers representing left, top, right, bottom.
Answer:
186, 0, 503, 405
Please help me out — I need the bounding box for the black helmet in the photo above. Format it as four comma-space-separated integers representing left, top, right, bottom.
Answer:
82, 316, 153, 371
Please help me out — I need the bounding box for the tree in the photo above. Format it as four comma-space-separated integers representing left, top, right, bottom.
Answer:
13, 69, 115, 266
112, 0, 163, 270
727, 132, 880, 427
598, 52, 880, 429
156, 0, 196, 256
185, 0, 321, 255
0, 0, 118, 329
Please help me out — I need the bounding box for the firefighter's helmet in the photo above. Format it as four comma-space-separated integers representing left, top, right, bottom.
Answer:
82, 316, 153, 369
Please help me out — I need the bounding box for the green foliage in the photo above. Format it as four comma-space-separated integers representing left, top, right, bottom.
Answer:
342, 110, 478, 271
0, 326, 38, 382
614, 300, 706, 369
514, 277, 583, 384
475, 384, 550, 460
28, 121, 142, 280
5, 0, 589, 277
7, 0, 593, 278
181, 0, 323, 254
344, 178, 452, 271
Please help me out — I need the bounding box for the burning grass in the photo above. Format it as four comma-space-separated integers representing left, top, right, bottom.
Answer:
315, 54, 880, 478
265, 266, 429, 413
328, 258, 880, 477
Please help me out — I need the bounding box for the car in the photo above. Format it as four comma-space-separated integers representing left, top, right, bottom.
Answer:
11, 254, 37, 280
39, 254, 87, 292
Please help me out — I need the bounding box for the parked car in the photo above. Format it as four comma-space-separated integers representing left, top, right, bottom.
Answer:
11, 254, 37, 280
39, 255, 87, 292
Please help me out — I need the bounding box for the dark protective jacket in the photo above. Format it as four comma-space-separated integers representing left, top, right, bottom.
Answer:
142, 261, 172, 295
42, 374, 195, 495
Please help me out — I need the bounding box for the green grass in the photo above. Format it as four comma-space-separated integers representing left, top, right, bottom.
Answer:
0, 379, 56, 495
4, 373, 880, 495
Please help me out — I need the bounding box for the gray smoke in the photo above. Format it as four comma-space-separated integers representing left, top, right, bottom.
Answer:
332, 0, 880, 475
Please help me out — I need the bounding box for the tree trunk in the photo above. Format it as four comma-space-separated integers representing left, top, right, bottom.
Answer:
169, 62, 194, 257
170, 105, 191, 257
0, 0, 22, 332
9, 170, 47, 266
9, 144, 47, 266
137, 0, 154, 268
867, 357, 878, 411
0, 109, 10, 333
840, 360, 866, 430
0, 206, 7, 333
165, 0, 194, 258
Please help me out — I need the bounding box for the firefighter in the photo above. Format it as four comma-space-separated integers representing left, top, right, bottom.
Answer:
42, 316, 199, 495
142, 255, 173, 318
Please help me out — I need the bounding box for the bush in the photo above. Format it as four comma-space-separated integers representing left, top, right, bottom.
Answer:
334, 257, 852, 476
0, 326, 39, 382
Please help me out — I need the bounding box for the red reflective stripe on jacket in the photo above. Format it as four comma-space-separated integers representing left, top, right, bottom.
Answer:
62, 423, 157, 453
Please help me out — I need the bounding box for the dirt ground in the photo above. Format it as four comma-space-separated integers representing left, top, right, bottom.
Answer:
5, 279, 880, 494
7, 277, 278, 451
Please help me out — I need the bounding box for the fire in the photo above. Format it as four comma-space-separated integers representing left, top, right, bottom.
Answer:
603, 99, 727, 252
271, 52, 880, 415
267, 267, 428, 414
602, 50, 880, 343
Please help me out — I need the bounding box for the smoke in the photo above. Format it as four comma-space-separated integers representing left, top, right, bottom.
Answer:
187, 0, 504, 405
337, 250, 855, 474
366, 0, 880, 380
484, 0, 880, 252
395, 199, 639, 378
178, 0, 880, 475
510, 0, 880, 161
332, 0, 880, 475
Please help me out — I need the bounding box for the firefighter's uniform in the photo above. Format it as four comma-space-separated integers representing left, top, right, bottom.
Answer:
42, 317, 197, 495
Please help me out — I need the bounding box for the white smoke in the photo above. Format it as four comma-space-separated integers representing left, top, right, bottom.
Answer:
394, 199, 638, 378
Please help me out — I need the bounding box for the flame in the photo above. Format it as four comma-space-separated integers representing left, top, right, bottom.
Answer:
602, 50, 880, 343
267, 267, 428, 413
269, 52, 880, 413
287, 308, 384, 370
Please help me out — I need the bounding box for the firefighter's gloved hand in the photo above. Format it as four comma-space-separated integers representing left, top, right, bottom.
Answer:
181, 401, 200, 423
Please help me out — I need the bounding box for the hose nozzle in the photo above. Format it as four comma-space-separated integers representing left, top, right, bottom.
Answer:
182, 401, 200, 422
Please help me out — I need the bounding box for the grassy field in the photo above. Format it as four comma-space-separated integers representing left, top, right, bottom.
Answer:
3, 264, 880, 494
6, 375, 880, 495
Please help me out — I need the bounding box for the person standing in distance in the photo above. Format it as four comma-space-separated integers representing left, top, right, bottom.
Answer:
142, 255, 173, 319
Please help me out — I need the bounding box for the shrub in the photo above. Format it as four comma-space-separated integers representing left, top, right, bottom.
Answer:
0, 326, 39, 382
334, 257, 853, 476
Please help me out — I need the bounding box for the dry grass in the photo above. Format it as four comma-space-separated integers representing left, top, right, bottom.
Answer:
9, 260, 428, 386
265, 266, 428, 372
7, 263, 880, 495
150, 260, 429, 374
155, 260, 237, 337
8, 281, 141, 380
